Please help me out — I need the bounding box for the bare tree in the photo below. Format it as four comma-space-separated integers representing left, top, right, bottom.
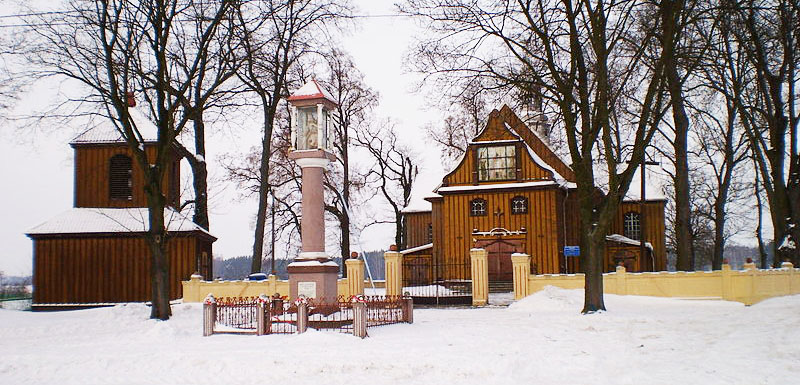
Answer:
232, 0, 351, 274
722, 0, 800, 265
425, 83, 491, 165
319, 48, 377, 273
23, 0, 233, 319
355, 121, 420, 249
402, 0, 669, 312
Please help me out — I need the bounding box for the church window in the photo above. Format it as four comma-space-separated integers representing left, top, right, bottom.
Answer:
511, 196, 528, 214
623, 212, 641, 240
109, 154, 133, 200
470, 198, 487, 216
477, 145, 516, 181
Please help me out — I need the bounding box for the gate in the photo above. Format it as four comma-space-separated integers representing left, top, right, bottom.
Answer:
402, 255, 472, 306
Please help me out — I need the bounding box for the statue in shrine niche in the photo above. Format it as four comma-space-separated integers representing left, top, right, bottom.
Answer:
304, 113, 318, 149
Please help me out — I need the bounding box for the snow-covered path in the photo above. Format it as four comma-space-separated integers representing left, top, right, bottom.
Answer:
1, 287, 798, 385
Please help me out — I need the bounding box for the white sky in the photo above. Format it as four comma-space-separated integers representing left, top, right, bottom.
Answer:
0, 1, 445, 276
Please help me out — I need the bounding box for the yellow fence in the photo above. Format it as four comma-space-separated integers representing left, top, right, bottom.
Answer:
512, 255, 799, 306
181, 260, 383, 302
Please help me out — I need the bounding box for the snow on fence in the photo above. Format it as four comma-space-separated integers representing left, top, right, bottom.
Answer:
510, 256, 800, 305
203, 294, 413, 338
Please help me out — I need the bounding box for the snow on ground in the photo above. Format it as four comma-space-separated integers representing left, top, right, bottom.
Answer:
1, 287, 798, 385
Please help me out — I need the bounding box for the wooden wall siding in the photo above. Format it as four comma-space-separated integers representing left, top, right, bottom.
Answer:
610, 201, 667, 271
73, 144, 179, 208
561, 195, 667, 273
431, 199, 444, 271
403, 211, 432, 249
438, 188, 562, 277
497, 105, 576, 182
32, 235, 199, 304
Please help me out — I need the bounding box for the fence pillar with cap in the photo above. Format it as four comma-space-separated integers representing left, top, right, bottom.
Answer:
346, 255, 365, 297
202, 294, 216, 337
511, 253, 531, 300
352, 301, 368, 338
470, 248, 488, 306
384, 246, 403, 297
296, 302, 308, 334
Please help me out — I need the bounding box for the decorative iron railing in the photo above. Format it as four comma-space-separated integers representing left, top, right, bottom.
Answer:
203, 294, 413, 338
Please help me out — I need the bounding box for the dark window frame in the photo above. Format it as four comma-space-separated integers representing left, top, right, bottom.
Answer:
109, 154, 133, 200
623, 211, 641, 240
470, 198, 487, 217
511, 196, 528, 214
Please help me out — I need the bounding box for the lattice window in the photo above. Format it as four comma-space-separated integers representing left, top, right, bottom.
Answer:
470, 198, 487, 216
511, 196, 528, 214
623, 212, 641, 240
477, 145, 516, 181
109, 154, 133, 200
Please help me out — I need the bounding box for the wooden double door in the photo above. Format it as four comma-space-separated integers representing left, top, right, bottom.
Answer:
475, 238, 524, 282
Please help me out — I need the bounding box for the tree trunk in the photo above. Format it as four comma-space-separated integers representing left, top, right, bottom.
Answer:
582, 220, 606, 313
755, 171, 768, 269
145, 170, 171, 320
251, 101, 275, 274
662, 0, 694, 272
190, 118, 211, 232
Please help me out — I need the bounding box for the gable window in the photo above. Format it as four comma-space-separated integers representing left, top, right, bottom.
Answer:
623, 212, 641, 240
477, 145, 516, 181
470, 198, 487, 216
511, 196, 528, 214
109, 154, 133, 200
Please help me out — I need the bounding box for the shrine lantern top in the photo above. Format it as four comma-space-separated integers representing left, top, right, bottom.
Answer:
288, 80, 337, 152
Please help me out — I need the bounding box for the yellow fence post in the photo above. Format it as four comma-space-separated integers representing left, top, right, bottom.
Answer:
384, 246, 403, 297
615, 264, 628, 295
721, 263, 733, 301
782, 262, 796, 294
511, 253, 531, 300
346, 257, 365, 297
470, 248, 488, 306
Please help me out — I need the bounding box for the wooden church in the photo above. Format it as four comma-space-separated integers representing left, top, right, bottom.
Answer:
26, 111, 215, 310
402, 105, 666, 285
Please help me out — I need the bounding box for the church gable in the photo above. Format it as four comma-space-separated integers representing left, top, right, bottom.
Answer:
441, 106, 572, 187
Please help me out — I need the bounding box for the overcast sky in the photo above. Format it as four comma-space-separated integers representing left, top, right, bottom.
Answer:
0, 1, 448, 276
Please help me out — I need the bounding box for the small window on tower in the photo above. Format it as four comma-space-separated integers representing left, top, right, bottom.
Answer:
109, 154, 133, 200
623, 212, 641, 240
470, 198, 487, 216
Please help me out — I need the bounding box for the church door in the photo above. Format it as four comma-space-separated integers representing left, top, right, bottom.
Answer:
477, 239, 522, 282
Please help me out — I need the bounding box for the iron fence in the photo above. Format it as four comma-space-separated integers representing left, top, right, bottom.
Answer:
402, 257, 472, 305
205, 294, 412, 337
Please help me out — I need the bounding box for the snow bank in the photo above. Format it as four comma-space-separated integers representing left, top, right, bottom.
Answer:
1, 289, 799, 384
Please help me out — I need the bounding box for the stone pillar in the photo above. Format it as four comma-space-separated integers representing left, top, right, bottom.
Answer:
257, 295, 268, 336
403, 297, 414, 324
296, 302, 308, 334
470, 248, 488, 306
346, 258, 365, 297
287, 149, 339, 300
202, 294, 216, 337
384, 246, 403, 297
352, 302, 368, 339
511, 253, 531, 300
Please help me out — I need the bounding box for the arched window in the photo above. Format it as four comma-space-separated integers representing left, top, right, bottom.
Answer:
470, 198, 487, 216
109, 154, 133, 200
623, 212, 641, 240
511, 196, 528, 214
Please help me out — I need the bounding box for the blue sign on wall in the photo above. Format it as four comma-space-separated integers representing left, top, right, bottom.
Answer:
564, 246, 580, 257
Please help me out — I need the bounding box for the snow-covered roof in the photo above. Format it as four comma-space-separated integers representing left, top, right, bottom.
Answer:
27, 207, 215, 239
400, 243, 433, 255
606, 234, 653, 251
287, 79, 336, 104
437, 181, 561, 193
70, 109, 158, 145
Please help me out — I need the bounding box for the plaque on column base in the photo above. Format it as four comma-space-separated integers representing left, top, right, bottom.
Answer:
288, 259, 339, 300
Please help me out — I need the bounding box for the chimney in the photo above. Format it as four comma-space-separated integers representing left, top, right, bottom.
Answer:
126, 92, 136, 107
